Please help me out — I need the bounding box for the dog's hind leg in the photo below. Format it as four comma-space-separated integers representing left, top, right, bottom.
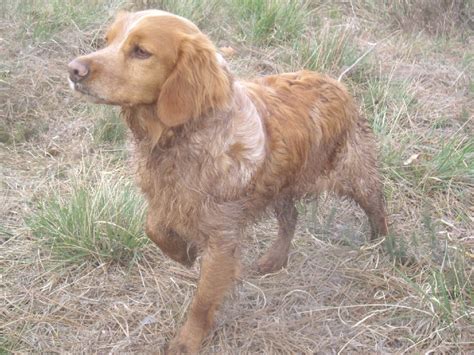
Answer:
348, 182, 388, 240
334, 131, 389, 240
256, 197, 298, 274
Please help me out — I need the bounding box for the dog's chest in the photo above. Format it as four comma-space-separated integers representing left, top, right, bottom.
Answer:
132, 130, 260, 226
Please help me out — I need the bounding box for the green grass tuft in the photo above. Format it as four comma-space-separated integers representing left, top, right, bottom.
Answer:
145, 0, 219, 28
233, 0, 308, 44
384, 135, 473, 195
421, 136, 474, 192
362, 75, 416, 136
408, 249, 472, 324
290, 24, 357, 75
28, 172, 147, 265
93, 107, 127, 146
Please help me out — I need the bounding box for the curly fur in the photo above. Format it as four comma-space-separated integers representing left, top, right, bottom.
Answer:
68, 10, 388, 354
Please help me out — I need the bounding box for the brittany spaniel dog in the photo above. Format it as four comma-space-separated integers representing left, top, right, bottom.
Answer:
68, 10, 388, 354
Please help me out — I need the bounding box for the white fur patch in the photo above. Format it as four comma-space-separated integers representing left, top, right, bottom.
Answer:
67, 77, 75, 91
215, 53, 225, 65
232, 82, 266, 171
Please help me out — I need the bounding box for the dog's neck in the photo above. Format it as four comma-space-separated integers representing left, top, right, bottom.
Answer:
121, 103, 231, 152
122, 105, 165, 147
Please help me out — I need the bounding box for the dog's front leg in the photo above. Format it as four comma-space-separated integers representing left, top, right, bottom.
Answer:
166, 237, 240, 354
145, 214, 197, 267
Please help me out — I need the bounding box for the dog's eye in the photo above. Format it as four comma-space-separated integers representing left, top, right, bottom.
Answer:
132, 46, 151, 59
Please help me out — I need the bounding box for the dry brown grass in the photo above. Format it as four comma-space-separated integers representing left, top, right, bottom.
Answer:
3, 223, 472, 353
1, 0, 473, 353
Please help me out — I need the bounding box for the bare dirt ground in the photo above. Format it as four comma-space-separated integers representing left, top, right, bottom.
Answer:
1, 1, 473, 353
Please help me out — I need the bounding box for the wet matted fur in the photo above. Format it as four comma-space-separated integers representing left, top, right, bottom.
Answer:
68, 10, 388, 354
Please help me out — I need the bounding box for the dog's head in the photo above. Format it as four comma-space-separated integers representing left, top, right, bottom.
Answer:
68, 10, 231, 127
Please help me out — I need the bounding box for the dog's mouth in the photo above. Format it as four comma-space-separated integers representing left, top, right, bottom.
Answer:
68, 78, 111, 104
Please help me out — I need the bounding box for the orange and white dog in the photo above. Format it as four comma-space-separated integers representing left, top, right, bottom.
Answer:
68, 10, 388, 354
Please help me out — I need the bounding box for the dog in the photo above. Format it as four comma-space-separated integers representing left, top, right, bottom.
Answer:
68, 10, 388, 354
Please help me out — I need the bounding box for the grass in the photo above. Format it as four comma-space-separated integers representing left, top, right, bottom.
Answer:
28, 169, 147, 265
232, 0, 308, 44
357, 0, 472, 36
362, 74, 416, 136
382, 211, 472, 325
289, 23, 357, 74
405, 247, 472, 325
92, 107, 127, 146
422, 136, 473, 192
4, 0, 119, 42
1, 0, 473, 353
383, 134, 473, 196
143, 0, 219, 28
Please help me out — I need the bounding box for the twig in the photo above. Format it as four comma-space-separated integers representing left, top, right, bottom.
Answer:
338, 43, 377, 82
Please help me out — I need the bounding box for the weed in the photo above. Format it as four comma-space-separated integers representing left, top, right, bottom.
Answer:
0, 121, 48, 144
383, 234, 409, 264
290, 24, 357, 75
421, 136, 474, 192
357, 0, 472, 37
388, 218, 472, 324
0, 336, 15, 355
140, 0, 219, 28
28, 171, 147, 265
233, 0, 308, 44
93, 107, 127, 146
5, 0, 121, 42
363, 74, 416, 136
359, 72, 421, 187
387, 135, 474, 195
0, 124, 11, 144
412, 249, 472, 324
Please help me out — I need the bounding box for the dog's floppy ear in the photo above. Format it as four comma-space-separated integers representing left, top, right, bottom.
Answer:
157, 34, 231, 127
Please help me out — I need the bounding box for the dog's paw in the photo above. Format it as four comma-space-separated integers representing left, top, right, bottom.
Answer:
165, 335, 200, 355
256, 252, 288, 275
164, 342, 188, 355
164, 340, 192, 355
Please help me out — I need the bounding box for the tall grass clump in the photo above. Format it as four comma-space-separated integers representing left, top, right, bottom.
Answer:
290, 24, 357, 75
359, 75, 411, 185
233, 0, 308, 44
362, 74, 416, 136
421, 136, 473, 192
28, 173, 147, 265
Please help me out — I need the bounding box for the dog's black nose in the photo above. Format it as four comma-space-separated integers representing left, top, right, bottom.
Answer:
68, 59, 89, 83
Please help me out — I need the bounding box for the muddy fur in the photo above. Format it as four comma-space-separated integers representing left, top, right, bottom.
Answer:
68, 10, 388, 354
